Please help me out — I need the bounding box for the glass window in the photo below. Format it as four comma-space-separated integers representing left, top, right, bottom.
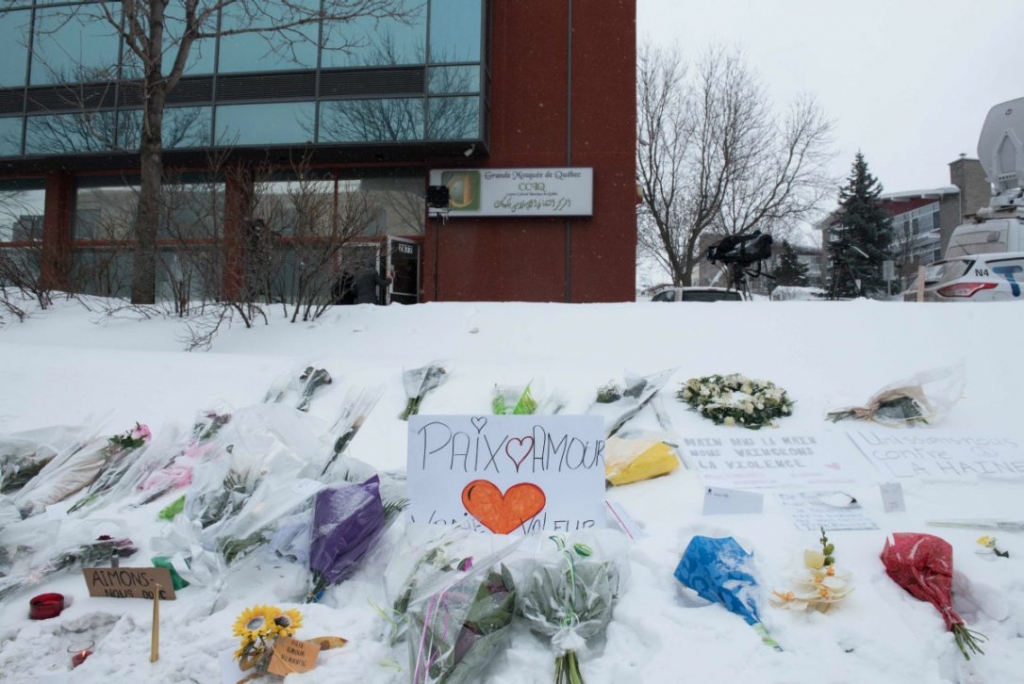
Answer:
322, 0, 427, 67
26, 112, 120, 154
0, 9, 31, 87
117, 107, 211, 150
218, 2, 318, 73
69, 247, 133, 297
427, 96, 478, 139
74, 179, 138, 241
0, 118, 23, 158
429, 0, 482, 64
121, 4, 214, 79
0, 180, 45, 243
31, 5, 122, 85
319, 98, 424, 142
428, 65, 479, 94
215, 102, 315, 145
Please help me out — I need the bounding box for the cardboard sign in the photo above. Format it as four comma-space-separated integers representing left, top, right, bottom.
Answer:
406, 415, 605, 534
82, 566, 176, 600
702, 486, 764, 515
267, 637, 320, 677
775, 491, 879, 531
847, 429, 1024, 481
678, 432, 869, 489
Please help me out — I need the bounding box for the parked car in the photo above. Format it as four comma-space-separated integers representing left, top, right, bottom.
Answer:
649, 286, 743, 302
903, 252, 1024, 302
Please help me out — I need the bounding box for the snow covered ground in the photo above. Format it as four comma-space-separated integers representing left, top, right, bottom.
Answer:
1, 296, 1022, 684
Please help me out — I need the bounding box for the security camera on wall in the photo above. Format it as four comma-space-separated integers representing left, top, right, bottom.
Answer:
427, 184, 450, 220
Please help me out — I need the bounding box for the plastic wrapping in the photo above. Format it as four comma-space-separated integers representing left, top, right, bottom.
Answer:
12, 436, 111, 516
0, 425, 88, 493
400, 362, 450, 420
406, 542, 518, 684
604, 435, 680, 486
588, 369, 675, 437
674, 536, 781, 651
492, 381, 567, 416
827, 364, 965, 426
513, 530, 629, 682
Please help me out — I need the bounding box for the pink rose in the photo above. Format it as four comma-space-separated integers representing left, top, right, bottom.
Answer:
131, 423, 152, 442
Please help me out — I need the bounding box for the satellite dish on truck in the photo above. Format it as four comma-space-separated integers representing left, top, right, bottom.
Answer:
977, 97, 1024, 208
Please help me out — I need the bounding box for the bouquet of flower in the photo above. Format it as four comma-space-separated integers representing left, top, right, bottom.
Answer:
12, 423, 151, 516
674, 536, 781, 650
305, 476, 388, 602
975, 535, 1010, 559
677, 374, 793, 429
826, 365, 965, 427
232, 604, 303, 675
515, 533, 627, 683
492, 383, 539, 415
407, 560, 516, 684
0, 531, 138, 602
263, 366, 333, 412
0, 425, 85, 493
67, 423, 152, 513
319, 386, 384, 477
881, 532, 986, 659
589, 368, 675, 437
401, 363, 450, 420
134, 410, 233, 506
771, 528, 853, 612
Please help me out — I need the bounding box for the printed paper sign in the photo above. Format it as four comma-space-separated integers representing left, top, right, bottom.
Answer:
775, 491, 879, 531
879, 483, 906, 513
428, 167, 593, 217
677, 432, 868, 489
267, 637, 320, 677
846, 430, 1024, 481
407, 415, 605, 534
82, 566, 176, 600
605, 500, 648, 540
702, 486, 764, 515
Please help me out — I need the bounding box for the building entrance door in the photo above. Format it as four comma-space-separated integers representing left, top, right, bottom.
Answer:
386, 236, 420, 304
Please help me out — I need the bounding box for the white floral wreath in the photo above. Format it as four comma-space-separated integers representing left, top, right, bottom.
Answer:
677, 373, 794, 429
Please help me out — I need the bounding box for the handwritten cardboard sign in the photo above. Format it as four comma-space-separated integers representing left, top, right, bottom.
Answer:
406, 415, 605, 534
846, 429, 1024, 481
82, 566, 176, 600
677, 431, 869, 489
267, 637, 320, 677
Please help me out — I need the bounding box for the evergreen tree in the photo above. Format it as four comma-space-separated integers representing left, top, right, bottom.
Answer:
828, 153, 895, 298
774, 240, 810, 287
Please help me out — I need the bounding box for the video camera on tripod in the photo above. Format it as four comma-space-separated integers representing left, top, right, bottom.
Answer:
705, 230, 774, 298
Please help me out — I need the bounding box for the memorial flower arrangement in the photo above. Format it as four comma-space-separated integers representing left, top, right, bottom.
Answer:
976, 535, 1009, 559
675, 536, 781, 650
676, 374, 793, 429
68, 423, 153, 513
881, 532, 986, 660
516, 535, 625, 684
492, 383, 539, 415
406, 560, 516, 684
825, 365, 964, 427
401, 362, 450, 420
0, 533, 138, 601
771, 528, 853, 612
233, 604, 303, 673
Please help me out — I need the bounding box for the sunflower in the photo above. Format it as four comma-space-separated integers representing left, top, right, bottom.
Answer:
272, 608, 304, 638
233, 604, 281, 643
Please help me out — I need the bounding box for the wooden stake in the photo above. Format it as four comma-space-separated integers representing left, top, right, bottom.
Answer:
150, 584, 161, 663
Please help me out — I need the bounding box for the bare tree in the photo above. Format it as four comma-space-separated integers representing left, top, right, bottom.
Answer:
37, 0, 416, 304
636, 45, 835, 286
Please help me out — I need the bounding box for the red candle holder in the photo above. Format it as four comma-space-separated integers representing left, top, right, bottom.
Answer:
29, 593, 65, 620
69, 641, 94, 668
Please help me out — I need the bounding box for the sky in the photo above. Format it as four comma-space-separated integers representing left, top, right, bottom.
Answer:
1, 296, 1023, 682
637, 0, 1024, 195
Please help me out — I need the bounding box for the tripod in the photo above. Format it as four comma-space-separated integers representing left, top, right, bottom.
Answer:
725, 260, 773, 300
828, 255, 860, 299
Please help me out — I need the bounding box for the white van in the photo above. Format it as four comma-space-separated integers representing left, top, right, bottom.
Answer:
946, 218, 1024, 258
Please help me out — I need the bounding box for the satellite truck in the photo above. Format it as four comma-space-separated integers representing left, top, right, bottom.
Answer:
945, 97, 1024, 257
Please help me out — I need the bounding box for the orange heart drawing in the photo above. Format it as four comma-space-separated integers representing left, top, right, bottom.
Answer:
461, 480, 546, 534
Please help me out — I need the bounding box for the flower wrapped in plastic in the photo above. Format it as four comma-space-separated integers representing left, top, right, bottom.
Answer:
0, 521, 138, 601
13, 422, 151, 516
826, 364, 964, 426
400, 362, 450, 420
492, 381, 567, 416
881, 532, 986, 660
0, 425, 86, 494
674, 535, 781, 650
588, 369, 675, 437
133, 409, 233, 505
514, 531, 629, 683
407, 556, 516, 684
67, 423, 153, 513
304, 476, 388, 602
